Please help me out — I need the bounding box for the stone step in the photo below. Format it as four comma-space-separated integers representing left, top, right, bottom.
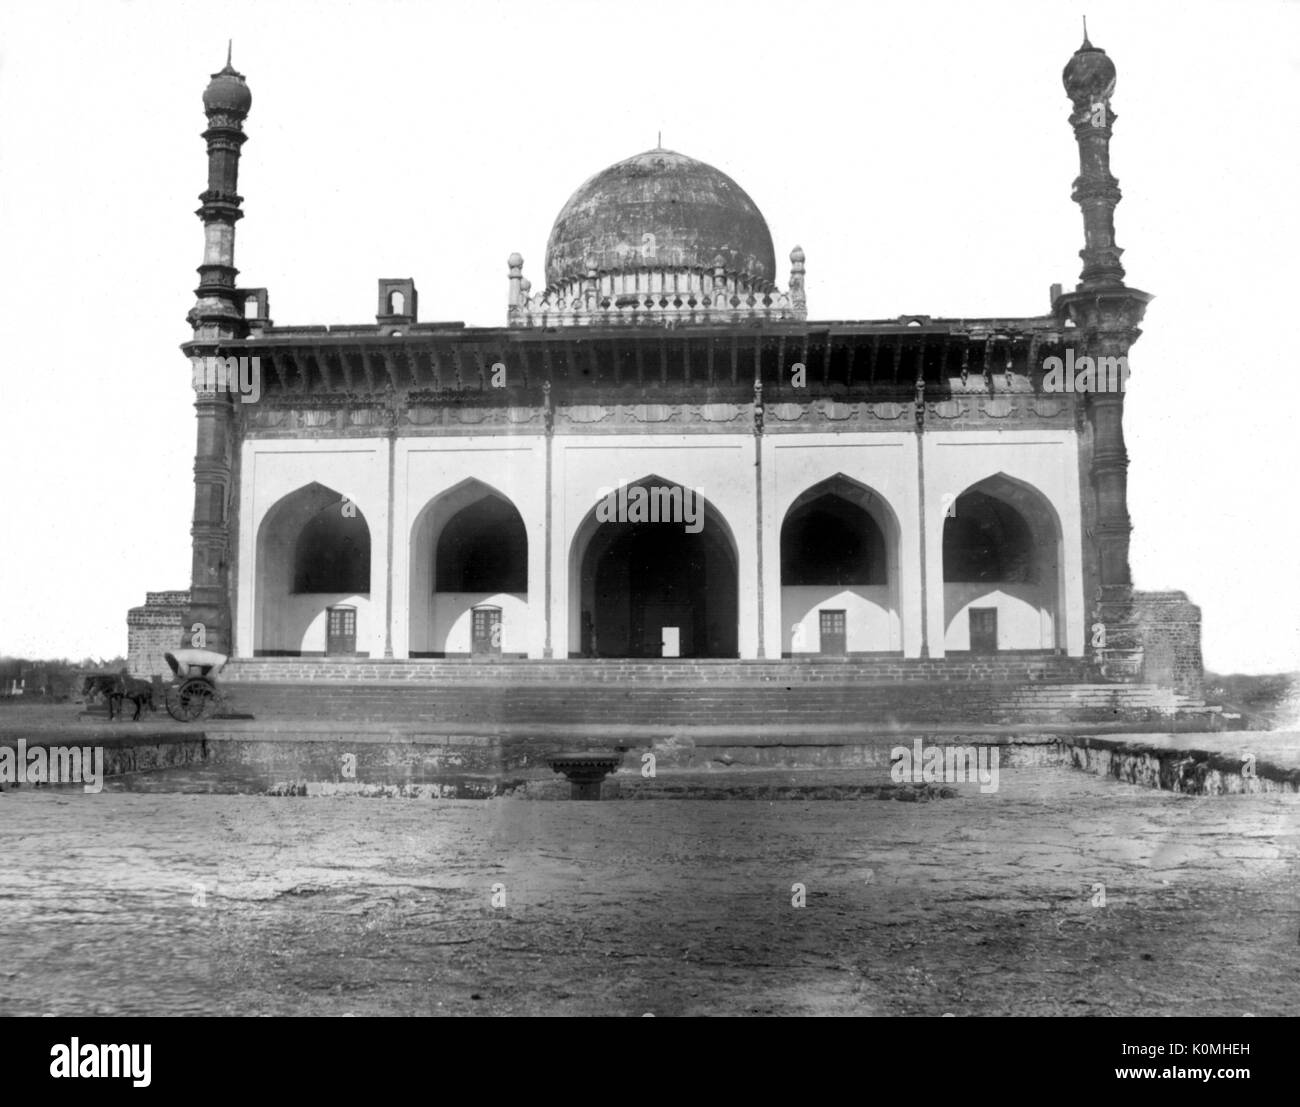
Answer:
216, 677, 1206, 727
221, 654, 1089, 686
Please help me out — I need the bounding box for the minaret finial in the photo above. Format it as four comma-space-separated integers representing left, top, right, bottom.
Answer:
1081, 15, 1091, 48
226, 39, 232, 68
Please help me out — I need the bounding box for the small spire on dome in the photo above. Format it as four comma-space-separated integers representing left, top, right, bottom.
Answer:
215, 39, 239, 76
656, 130, 663, 150
1081, 16, 1090, 49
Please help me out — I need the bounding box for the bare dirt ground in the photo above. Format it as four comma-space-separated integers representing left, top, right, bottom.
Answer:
1, 768, 1296, 1017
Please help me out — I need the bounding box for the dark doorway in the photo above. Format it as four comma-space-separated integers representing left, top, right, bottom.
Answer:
969, 607, 998, 653
472, 605, 502, 656
579, 497, 737, 658
326, 606, 357, 656
819, 609, 847, 656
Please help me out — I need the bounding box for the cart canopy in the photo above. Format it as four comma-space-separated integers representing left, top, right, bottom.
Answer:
164, 649, 229, 678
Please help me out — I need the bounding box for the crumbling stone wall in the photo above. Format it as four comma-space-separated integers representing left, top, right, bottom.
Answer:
127, 590, 190, 679
1132, 590, 1203, 697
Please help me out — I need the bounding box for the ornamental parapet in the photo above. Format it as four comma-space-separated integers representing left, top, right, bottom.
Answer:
506, 249, 807, 328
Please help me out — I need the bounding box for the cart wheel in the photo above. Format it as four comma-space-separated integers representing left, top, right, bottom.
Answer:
164, 683, 186, 721
166, 677, 217, 722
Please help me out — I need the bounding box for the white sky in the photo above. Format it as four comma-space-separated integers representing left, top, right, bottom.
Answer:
1, 0, 1297, 674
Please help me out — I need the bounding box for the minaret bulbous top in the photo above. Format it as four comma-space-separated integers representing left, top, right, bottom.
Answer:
1062, 34, 1116, 107
203, 47, 252, 115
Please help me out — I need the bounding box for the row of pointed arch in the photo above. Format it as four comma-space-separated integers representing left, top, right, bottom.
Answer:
253, 471, 1062, 656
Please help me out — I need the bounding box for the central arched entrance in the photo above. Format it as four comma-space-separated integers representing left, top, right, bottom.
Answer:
570, 476, 738, 658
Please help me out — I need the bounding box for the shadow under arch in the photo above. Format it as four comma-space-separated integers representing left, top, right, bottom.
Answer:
408, 477, 529, 657
779, 473, 903, 654
941, 471, 1065, 651
254, 481, 372, 656
568, 474, 739, 658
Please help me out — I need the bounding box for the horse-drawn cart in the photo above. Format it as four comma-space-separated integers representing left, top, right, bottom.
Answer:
162, 649, 228, 722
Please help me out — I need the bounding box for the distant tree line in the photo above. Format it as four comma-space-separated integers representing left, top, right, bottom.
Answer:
0, 656, 129, 700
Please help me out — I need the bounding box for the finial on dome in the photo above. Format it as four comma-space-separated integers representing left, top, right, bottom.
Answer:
657, 130, 662, 150
508, 252, 523, 269
215, 39, 238, 77
790, 245, 805, 264
1081, 15, 1091, 49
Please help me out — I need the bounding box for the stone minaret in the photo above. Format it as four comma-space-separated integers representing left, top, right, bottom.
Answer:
183, 45, 251, 656
1054, 27, 1153, 661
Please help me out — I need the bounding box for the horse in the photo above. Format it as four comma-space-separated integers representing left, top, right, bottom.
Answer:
81, 674, 117, 704
82, 673, 155, 720
108, 674, 154, 721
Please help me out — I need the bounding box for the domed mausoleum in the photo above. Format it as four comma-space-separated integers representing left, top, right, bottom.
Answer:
544, 149, 777, 285
510, 148, 803, 327
139, 34, 1206, 717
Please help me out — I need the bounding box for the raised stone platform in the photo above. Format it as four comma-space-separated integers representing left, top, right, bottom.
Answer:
215, 657, 1232, 730
215, 672, 1224, 731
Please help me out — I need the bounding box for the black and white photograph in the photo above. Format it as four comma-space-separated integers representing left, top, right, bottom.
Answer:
0, 0, 1296, 1064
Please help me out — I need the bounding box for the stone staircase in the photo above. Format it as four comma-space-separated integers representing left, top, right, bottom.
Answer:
218, 657, 1224, 729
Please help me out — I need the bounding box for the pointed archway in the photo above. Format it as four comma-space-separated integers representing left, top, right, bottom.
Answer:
941, 472, 1064, 651
408, 479, 529, 657
779, 474, 902, 655
254, 482, 372, 655
568, 476, 739, 658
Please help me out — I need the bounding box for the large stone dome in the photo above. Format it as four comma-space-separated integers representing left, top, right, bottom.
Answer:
543, 149, 777, 289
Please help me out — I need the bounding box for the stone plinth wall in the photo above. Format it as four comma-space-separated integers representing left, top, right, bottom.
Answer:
127, 590, 191, 679
223, 654, 1087, 685
1068, 735, 1298, 794
0, 734, 208, 777
215, 676, 1220, 730
1132, 591, 1204, 697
